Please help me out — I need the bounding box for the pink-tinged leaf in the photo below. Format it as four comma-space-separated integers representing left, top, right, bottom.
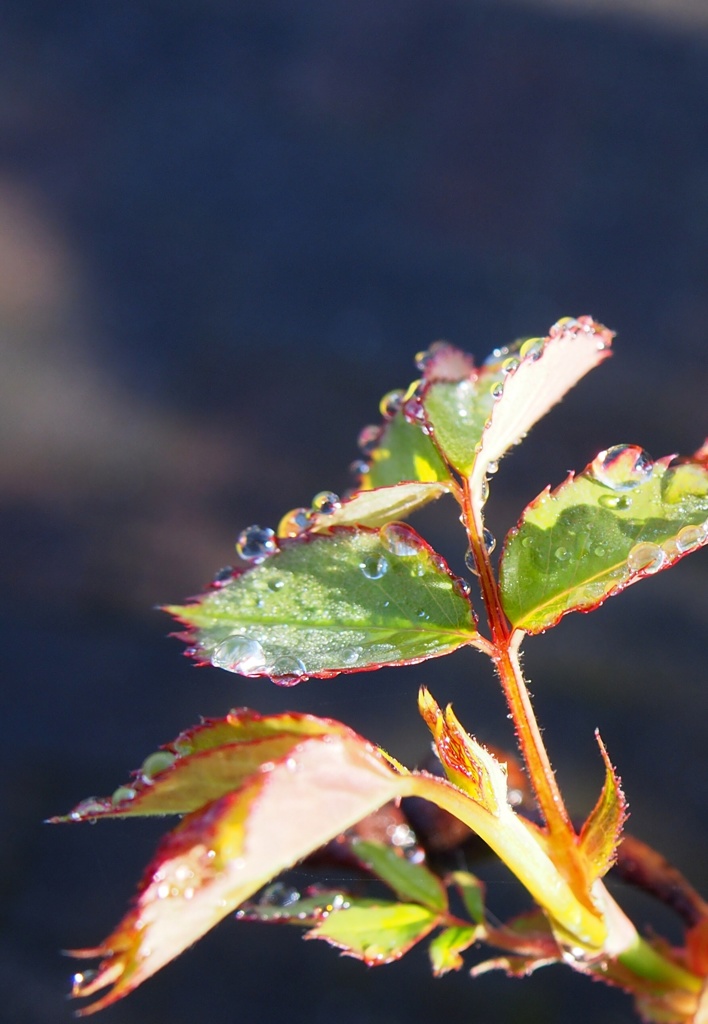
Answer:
428, 925, 480, 976
166, 527, 480, 681
68, 731, 407, 1013
54, 711, 348, 820
420, 317, 612, 487
500, 446, 708, 633
471, 909, 561, 977
418, 687, 507, 814
578, 732, 628, 883
304, 900, 439, 964
307, 481, 452, 531
468, 317, 613, 495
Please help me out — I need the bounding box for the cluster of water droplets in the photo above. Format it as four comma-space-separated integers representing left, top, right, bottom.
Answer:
548, 315, 611, 351
211, 633, 309, 685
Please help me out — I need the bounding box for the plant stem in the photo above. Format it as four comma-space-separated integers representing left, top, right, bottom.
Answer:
461, 476, 582, 886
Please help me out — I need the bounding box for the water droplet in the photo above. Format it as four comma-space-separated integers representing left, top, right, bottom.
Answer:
594, 546, 605, 558
453, 578, 472, 598
349, 459, 369, 478
519, 337, 544, 361
259, 882, 301, 908
387, 822, 417, 848
71, 969, 98, 994
402, 393, 427, 427
277, 507, 311, 538
268, 576, 285, 591
111, 786, 136, 805
501, 357, 519, 375
357, 424, 382, 455
379, 388, 405, 419
213, 635, 267, 674
269, 655, 307, 686
211, 566, 234, 587
464, 547, 478, 574
521, 536, 535, 548
312, 491, 341, 515
592, 445, 654, 492
417, 609, 430, 620
479, 476, 490, 504
676, 524, 706, 553
598, 494, 633, 511
627, 542, 666, 574
236, 525, 277, 562
431, 553, 447, 573
69, 797, 109, 821
549, 317, 577, 336
483, 528, 496, 553
140, 750, 177, 784
359, 555, 388, 579
341, 646, 362, 665
486, 459, 499, 475
554, 546, 570, 561
490, 382, 504, 400
379, 522, 422, 557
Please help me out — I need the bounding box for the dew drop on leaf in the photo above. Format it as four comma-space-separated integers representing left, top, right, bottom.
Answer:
236, 525, 278, 562
341, 646, 362, 665
70, 797, 109, 821
483, 528, 496, 554
379, 522, 423, 557
359, 555, 389, 579
554, 546, 570, 561
598, 494, 633, 510
490, 382, 504, 400
212, 635, 268, 674
277, 507, 311, 538
357, 424, 382, 455
379, 388, 405, 419
111, 786, 137, 805
269, 655, 308, 686
259, 882, 301, 908
311, 491, 341, 515
211, 566, 235, 587
627, 542, 666, 574
140, 750, 177, 784
501, 357, 519, 375
676, 524, 707, 552
519, 337, 544, 361
591, 445, 654, 493
454, 578, 472, 598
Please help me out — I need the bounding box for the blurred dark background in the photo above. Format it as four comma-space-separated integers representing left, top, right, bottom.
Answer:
2, 2, 708, 1022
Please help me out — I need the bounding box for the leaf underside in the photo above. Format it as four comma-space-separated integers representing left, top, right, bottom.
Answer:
167, 527, 478, 679
500, 447, 708, 633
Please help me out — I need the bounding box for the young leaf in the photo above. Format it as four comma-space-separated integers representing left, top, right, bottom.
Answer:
68, 730, 408, 1013
304, 900, 439, 964
55, 711, 349, 820
363, 409, 451, 488
351, 837, 448, 913
452, 870, 486, 925
308, 481, 452, 531
500, 446, 708, 633
578, 732, 628, 884
418, 687, 508, 815
422, 317, 613, 487
167, 527, 479, 680
428, 925, 480, 976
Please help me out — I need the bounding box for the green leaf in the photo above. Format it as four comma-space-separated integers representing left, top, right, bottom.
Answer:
578, 732, 627, 883
352, 838, 448, 913
67, 728, 408, 1013
304, 900, 439, 964
451, 870, 486, 925
500, 446, 708, 633
428, 925, 480, 976
167, 527, 479, 680
363, 410, 451, 488
422, 317, 613, 485
54, 711, 348, 820
309, 481, 451, 531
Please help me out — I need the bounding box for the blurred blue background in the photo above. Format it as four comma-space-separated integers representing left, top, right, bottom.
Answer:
2, 2, 707, 1022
